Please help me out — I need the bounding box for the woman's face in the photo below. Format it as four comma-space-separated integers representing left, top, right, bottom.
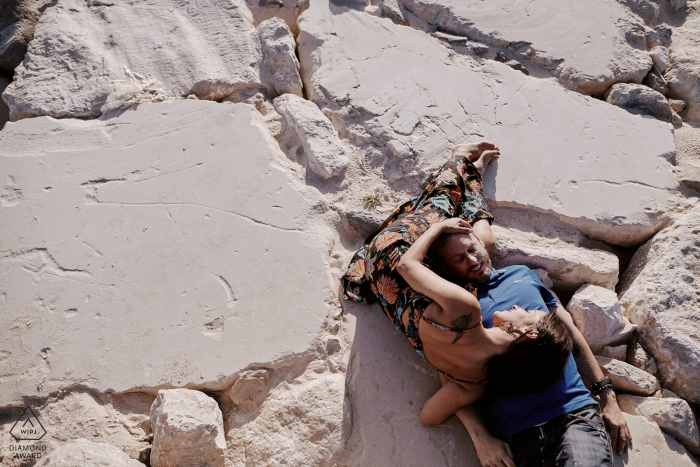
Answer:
493, 305, 547, 332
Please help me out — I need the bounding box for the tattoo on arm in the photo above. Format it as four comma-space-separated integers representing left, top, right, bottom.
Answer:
450, 314, 473, 344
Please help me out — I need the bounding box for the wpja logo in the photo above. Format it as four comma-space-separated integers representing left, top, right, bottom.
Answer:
7, 406, 48, 460
10, 406, 46, 441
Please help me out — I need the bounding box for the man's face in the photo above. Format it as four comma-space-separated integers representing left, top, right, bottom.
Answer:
439, 232, 492, 283
493, 305, 547, 331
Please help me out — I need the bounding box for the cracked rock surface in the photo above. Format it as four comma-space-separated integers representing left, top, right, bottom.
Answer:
0, 100, 334, 405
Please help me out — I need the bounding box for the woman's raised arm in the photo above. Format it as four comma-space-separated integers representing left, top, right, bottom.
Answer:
396, 218, 480, 315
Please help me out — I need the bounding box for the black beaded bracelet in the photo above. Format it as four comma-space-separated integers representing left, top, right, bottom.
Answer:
591, 376, 613, 396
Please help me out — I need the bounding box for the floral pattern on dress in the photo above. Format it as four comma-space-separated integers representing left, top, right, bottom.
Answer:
340, 155, 493, 360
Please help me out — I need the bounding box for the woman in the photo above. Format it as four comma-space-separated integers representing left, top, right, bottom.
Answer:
395, 217, 573, 425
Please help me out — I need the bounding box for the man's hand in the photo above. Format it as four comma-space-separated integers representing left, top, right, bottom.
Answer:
471, 431, 516, 467
434, 218, 473, 235
599, 389, 632, 455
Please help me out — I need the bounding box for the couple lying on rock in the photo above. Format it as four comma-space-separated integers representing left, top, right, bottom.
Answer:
342, 142, 632, 467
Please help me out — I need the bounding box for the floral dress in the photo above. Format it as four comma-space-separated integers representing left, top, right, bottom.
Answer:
341, 155, 493, 361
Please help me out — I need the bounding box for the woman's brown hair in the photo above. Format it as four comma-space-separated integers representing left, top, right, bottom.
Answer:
485, 312, 573, 400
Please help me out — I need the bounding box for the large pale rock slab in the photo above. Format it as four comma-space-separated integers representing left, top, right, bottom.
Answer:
667, 16, 700, 121
3, 0, 266, 121
258, 17, 304, 97
613, 414, 700, 467
298, 2, 677, 246
605, 83, 682, 125
596, 356, 660, 396
393, 0, 652, 96
150, 389, 225, 467
0, 0, 53, 73
0, 100, 334, 406
617, 394, 700, 450
568, 284, 636, 351
619, 205, 700, 404
35, 439, 142, 467
491, 226, 619, 293
274, 93, 349, 179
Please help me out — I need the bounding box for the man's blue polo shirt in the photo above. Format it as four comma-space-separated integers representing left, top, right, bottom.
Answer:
477, 265, 595, 438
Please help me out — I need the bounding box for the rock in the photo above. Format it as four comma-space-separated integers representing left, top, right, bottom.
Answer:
3, 0, 267, 120
642, 71, 669, 96
596, 356, 660, 396
0, 0, 53, 74
0, 76, 9, 130
650, 46, 670, 74
627, 339, 658, 377
396, 0, 652, 96
379, 0, 409, 25
35, 439, 142, 467
666, 18, 700, 121
617, 394, 700, 449
669, 0, 687, 11
244, 0, 309, 36
273, 93, 349, 179
598, 344, 628, 361
342, 210, 385, 239
679, 165, 700, 193
0, 100, 334, 405
619, 205, 700, 404
150, 389, 225, 467
531, 268, 554, 289
613, 414, 700, 467
619, 0, 659, 25
228, 369, 272, 412
669, 99, 687, 113
491, 226, 619, 293
257, 18, 304, 97
661, 388, 681, 399
646, 25, 672, 48
568, 284, 636, 351
605, 83, 682, 125
505, 59, 529, 75
226, 372, 346, 466
298, 1, 677, 247
387, 139, 413, 159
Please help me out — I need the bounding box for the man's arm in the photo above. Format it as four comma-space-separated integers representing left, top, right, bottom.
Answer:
472, 219, 496, 253
549, 304, 632, 454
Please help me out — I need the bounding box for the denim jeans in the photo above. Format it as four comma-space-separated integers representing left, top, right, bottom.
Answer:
504, 405, 613, 467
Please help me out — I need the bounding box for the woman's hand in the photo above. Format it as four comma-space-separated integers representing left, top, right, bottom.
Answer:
434, 218, 473, 235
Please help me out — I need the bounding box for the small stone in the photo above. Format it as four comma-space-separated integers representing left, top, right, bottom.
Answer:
614, 414, 699, 466
342, 210, 385, 239
568, 284, 636, 351
662, 388, 681, 399
627, 339, 658, 377
679, 165, 700, 193
326, 337, 341, 354
619, 0, 659, 25
35, 439, 142, 467
495, 51, 507, 62
669, 99, 686, 113
257, 17, 303, 97
150, 389, 226, 467
228, 370, 271, 409
650, 46, 670, 74
598, 345, 628, 361
505, 59, 530, 75
596, 356, 660, 396
669, 0, 687, 12
617, 394, 700, 449
273, 94, 349, 179
646, 26, 672, 48
379, 0, 408, 25
605, 82, 682, 125
643, 71, 669, 96
186, 94, 198, 100
531, 268, 554, 289
387, 139, 412, 159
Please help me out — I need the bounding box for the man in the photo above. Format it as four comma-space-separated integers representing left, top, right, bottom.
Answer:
342, 142, 631, 466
